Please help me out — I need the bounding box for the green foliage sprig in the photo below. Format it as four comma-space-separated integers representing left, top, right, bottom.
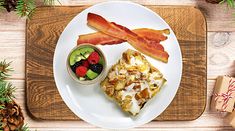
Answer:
0, 60, 29, 131
43, 0, 54, 5
17, 124, 30, 131
0, 60, 13, 81
16, 0, 35, 18
220, 0, 235, 8
0, 60, 14, 109
0, 1, 4, 10
0, 81, 15, 104
0, 0, 56, 18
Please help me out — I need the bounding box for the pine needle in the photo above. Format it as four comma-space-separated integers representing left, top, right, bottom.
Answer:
219, 0, 226, 4
0, 0, 4, 11
44, 0, 54, 5
17, 124, 30, 131
1, 0, 57, 17
16, 0, 35, 18
228, 0, 235, 8
0, 105, 4, 109
0, 81, 15, 103
220, 0, 235, 8
44, 0, 60, 5
0, 60, 13, 81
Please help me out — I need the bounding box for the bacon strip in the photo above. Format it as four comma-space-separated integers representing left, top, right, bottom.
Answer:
78, 31, 124, 45
111, 22, 169, 42
134, 28, 169, 42
77, 28, 168, 50
78, 28, 169, 45
111, 22, 165, 51
87, 13, 169, 63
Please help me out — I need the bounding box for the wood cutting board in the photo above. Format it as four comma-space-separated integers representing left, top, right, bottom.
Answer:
26, 6, 207, 121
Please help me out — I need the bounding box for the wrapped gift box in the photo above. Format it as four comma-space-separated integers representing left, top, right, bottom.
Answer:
211, 76, 235, 112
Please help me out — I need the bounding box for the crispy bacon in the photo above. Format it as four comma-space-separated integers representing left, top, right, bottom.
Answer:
78, 31, 124, 45
87, 13, 169, 63
134, 28, 169, 42
110, 22, 169, 42
111, 22, 166, 51
78, 28, 169, 46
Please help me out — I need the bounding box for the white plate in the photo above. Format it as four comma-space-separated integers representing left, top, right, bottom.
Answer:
53, 1, 182, 129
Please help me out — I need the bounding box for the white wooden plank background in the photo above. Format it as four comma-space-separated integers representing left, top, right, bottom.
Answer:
1, 0, 235, 130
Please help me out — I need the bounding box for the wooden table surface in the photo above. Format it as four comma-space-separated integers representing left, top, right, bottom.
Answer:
1, 0, 235, 130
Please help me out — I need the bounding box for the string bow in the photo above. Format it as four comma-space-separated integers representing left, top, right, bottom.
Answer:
214, 79, 235, 111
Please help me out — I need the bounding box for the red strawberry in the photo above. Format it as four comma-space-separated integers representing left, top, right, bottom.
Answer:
88, 51, 100, 64
82, 60, 89, 68
76, 66, 87, 77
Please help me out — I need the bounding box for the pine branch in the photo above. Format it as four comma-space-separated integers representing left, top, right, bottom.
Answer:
0, 59, 28, 131
0, 122, 2, 129
1, 0, 57, 18
220, 0, 235, 8
16, 124, 30, 131
44, 0, 61, 5
0, 105, 4, 109
0, 81, 15, 104
16, 0, 35, 18
0, 60, 13, 81
227, 0, 235, 8
0, 0, 4, 10
44, 0, 54, 5
219, 0, 226, 4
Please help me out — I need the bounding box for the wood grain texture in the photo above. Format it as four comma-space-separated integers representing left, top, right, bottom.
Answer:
25, 6, 207, 121
13, 80, 234, 130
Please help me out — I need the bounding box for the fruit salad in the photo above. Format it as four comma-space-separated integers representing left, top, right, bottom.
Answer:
69, 46, 104, 81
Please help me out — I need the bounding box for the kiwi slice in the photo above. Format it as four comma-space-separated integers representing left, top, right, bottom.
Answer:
70, 49, 81, 66
69, 47, 94, 66
79, 47, 94, 55
86, 69, 98, 80
84, 52, 91, 59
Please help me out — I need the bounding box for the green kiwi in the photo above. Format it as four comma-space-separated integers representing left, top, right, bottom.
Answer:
70, 49, 81, 66
69, 47, 94, 66
84, 52, 91, 59
79, 48, 94, 55
86, 69, 98, 80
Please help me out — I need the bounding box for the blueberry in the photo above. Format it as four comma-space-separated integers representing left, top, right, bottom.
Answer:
89, 64, 103, 74
70, 61, 83, 73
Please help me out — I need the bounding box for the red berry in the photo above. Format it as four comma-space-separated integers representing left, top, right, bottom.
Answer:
88, 51, 100, 64
82, 60, 89, 68
76, 66, 87, 77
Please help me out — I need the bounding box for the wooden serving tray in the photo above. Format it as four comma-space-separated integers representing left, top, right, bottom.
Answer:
26, 6, 207, 121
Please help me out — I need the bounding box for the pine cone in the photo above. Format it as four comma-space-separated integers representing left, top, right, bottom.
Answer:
3, 0, 18, 12
0, 101, 24, 131
205, 0, 223, 4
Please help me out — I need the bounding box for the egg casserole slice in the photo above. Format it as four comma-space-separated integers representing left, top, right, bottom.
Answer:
100, 49, 166, 116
